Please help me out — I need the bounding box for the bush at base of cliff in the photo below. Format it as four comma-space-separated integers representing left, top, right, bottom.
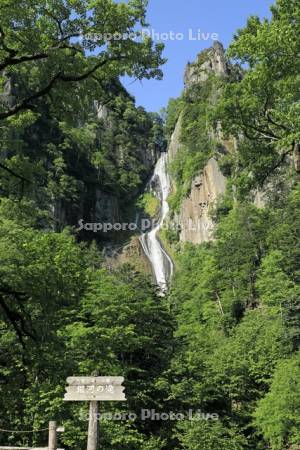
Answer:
136, 192, 160, 219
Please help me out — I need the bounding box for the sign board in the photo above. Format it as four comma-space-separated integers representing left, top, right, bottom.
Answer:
63, 377, 126, 402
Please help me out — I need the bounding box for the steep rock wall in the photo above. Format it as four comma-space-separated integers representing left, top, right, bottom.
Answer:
178, 158, 226, 243
168, 43, 229, 244
168, 113, 183, 162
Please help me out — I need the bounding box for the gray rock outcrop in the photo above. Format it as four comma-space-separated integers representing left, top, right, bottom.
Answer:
184, 41, 229, 89
178, 158, 226, 243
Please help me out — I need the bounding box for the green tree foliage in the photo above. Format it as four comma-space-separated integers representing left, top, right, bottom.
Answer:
255, 352, 300, 450
177, 419, 247, 450
213, 0, 300, 190
162, 97, 184, 142
168, 185, 300, 448
0, 0, 165, 119
62, 266, 174, 449
0, 220, 86, 447
0, 217, 174, 448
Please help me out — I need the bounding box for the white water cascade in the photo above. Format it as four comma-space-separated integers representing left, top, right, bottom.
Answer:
140, 152, 174, 293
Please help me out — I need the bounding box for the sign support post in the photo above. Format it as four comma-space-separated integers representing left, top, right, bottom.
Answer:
48, 421, 57, 450
87, 401, 99, 450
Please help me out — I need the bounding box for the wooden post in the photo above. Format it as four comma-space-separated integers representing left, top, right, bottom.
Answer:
48, 421, 57, 450
87, 401, 99, 450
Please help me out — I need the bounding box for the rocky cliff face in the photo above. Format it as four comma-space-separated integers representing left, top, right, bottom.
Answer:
104, 236, 153, 274
168, 42, 229, 244
51, 97, 161, 233
168, 113, 183, 162
177, 158, 226, 242
184, 41, 229, 89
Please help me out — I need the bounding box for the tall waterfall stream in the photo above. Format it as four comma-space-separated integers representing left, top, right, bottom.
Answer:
139, 152, 174, 293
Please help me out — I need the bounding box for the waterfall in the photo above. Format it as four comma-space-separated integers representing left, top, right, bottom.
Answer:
140, 152, 174, 293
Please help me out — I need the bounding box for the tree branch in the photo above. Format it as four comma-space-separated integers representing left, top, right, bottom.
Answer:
0, 41, 82, 71
259, 146, 293, 187
265, 110, 291, 132
0, 52, 48, 71
235, 101, 280, 141
0, 162, 30, 183
0, 284, 36, 347
0, 55, 126, 119
0, 71, 61, 119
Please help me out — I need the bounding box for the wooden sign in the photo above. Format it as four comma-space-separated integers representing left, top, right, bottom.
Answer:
63, 375, 126, 450
66, 376, 124, 385
63, 377, 126, 402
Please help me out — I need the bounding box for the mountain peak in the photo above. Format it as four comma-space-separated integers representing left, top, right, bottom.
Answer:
184, 41, 229, 88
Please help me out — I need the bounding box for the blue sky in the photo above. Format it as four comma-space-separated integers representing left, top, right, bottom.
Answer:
122, 0, 274, 112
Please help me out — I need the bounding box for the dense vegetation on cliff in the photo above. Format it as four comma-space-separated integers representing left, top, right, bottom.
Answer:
164, 0, 300, 449
0, 0, 300, 449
